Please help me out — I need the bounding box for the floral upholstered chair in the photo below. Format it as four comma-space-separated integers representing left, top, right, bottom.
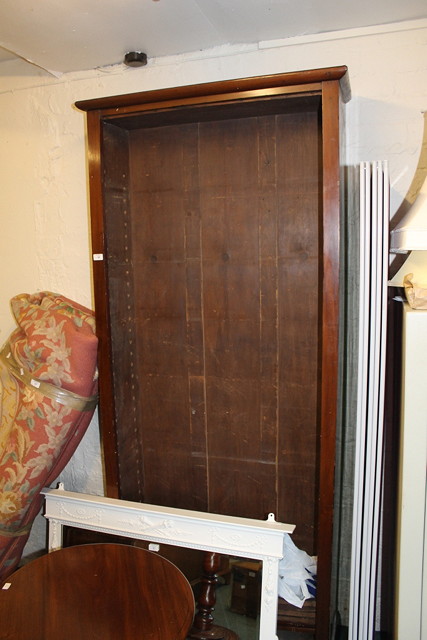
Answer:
0, 292, 98, 580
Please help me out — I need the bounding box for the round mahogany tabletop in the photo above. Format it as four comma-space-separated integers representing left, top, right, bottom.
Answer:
0, 543, 195, 640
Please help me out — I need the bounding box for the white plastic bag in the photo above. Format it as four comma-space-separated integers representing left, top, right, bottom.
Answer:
278, 533, 317, 608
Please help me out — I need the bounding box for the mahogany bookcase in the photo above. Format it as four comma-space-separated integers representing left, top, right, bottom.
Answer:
76, 66, 350, 638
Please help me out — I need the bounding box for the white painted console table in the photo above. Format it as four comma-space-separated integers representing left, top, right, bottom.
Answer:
42, 485, 295, 640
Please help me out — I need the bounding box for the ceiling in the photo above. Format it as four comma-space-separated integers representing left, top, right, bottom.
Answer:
0, 0, 426, 75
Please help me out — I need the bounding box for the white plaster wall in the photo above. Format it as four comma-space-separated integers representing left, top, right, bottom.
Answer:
0, 20, 426, 556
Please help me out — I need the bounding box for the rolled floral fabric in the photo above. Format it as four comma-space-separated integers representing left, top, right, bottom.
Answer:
0, 292, 98, 580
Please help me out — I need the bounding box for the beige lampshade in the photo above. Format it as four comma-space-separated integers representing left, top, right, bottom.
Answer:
390, 176, 427, 253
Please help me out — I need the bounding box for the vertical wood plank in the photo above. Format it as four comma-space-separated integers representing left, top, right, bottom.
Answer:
276, 109, 320, 554
86, 111, 120, 498
104, 123, 144, 501
199, 116, 274, 518
257, 116, 279, 473
316, 79, 341, 640
130, 123, 209, 512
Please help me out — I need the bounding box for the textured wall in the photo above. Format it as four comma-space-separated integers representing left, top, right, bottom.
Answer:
0, 21, 426, 611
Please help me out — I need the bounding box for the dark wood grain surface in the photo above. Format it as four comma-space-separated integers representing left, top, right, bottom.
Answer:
0, 543, 194, 640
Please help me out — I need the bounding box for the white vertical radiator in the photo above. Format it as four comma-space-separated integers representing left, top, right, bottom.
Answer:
349, 161, 390, 639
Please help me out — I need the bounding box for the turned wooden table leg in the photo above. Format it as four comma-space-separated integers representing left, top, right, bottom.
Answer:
188, 551, 239, 640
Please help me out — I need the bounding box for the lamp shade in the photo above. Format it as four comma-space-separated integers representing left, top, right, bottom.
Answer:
390, 176, 427, 253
